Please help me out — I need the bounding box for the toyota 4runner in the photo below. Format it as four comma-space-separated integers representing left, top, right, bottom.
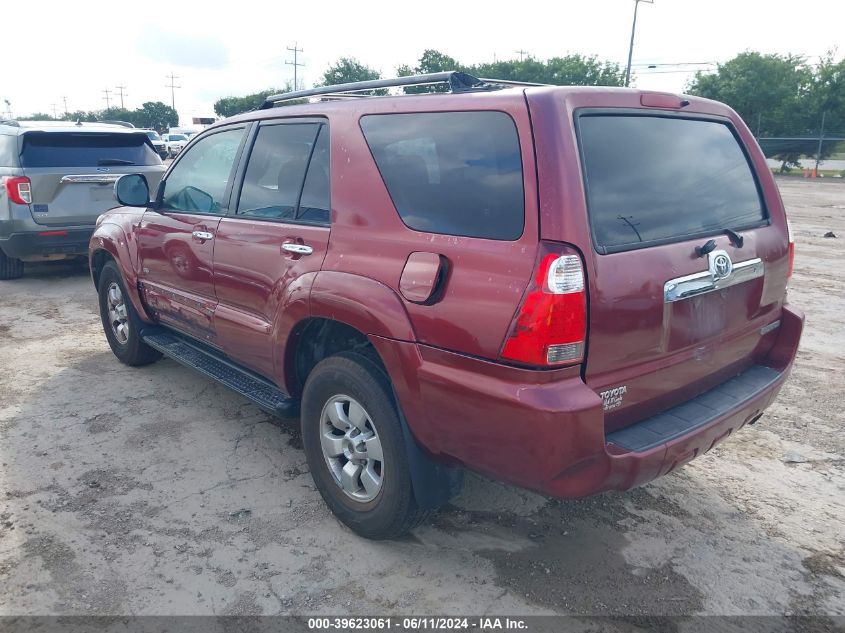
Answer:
89, 72, 803, 539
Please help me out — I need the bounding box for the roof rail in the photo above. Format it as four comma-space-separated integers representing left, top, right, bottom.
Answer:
0, 118, 20, 127
260, 71, 545, 108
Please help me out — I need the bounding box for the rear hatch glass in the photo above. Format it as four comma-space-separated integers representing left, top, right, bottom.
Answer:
19, 131, 162, 226
578, 115, 767, 254
20, 131, 160, 168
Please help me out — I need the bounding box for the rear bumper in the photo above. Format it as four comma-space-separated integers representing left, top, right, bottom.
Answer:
377, 304, 804, 499
0, 228, 94, 258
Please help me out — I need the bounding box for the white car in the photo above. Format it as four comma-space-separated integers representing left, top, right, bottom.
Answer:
161, 133, 189, 158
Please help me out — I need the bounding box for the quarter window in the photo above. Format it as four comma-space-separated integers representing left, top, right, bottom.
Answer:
360, 112, 524, 240
161, 127, 244, 214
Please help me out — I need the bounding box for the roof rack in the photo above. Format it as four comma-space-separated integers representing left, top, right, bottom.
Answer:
260, 71, 546, 109
0, 119, 20, 127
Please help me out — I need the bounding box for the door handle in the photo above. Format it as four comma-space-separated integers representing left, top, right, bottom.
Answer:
192, 230, 214, 241
282, 243, 313, 255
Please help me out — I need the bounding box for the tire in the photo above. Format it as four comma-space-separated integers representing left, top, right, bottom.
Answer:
97, 261, 161, 366
0, 247, 24, 280
301, 352, 429, 539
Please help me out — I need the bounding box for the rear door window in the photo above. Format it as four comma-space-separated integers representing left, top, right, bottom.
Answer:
20, 132, 161, 167
235, 122, 329, 224
360, 111, 524, 240
577, 114, 766, 253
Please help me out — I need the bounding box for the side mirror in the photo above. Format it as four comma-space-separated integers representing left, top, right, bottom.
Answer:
114, 174, 150, 207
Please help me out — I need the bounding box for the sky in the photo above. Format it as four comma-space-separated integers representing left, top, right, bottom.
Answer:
3, 0, 843, 124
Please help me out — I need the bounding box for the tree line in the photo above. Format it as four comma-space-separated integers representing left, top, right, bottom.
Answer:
213, 48, 843, 168
686, 51, 844, 166
17, 102, 179, 133
213, 50, 626, 117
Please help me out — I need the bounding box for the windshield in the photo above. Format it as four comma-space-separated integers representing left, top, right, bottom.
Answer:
146, 131, 161, 141
169, 134, 188, 141
578, 114, 766, 253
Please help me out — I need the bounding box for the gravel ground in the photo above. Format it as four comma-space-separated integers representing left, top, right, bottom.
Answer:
0, 179, 842, 619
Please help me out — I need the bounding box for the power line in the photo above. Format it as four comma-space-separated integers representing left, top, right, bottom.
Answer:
102, 88, 112, 109
516, 49, 529, 61
165, 72, 181, 112
285, 43, 304, 91
115, 84, 128, 109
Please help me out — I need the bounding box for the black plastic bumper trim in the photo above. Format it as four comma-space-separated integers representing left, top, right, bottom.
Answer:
606, 364, 782, 452
0, 228, 94, 258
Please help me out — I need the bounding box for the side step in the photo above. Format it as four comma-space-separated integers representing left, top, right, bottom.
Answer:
141, 329, 300, 418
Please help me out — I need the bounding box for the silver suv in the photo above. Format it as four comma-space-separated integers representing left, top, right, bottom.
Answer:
0, 120, 166, 279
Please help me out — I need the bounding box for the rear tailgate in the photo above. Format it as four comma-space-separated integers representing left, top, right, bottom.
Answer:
527, 89, 790, 433
20, 131, 164, 226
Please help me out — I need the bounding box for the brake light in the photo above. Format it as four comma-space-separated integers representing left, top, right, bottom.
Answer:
501, 243, 587, 367
786, 219, 795, 279
4, 176, 32, 205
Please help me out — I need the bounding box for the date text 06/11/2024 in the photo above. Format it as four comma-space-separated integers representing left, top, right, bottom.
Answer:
307, 617, 529, 630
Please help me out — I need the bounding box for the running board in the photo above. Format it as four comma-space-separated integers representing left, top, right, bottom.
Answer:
141, 329, 299, 418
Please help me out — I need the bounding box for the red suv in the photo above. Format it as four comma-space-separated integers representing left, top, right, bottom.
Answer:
90, 72, 803, 539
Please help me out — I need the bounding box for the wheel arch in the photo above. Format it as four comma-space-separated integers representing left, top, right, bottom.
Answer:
89, 223, 152, 324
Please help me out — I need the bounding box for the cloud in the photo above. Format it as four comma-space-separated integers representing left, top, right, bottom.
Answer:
138, 27, 229, 69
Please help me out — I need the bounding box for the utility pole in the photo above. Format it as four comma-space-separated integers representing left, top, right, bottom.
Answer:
165, 72, 181, 111
625, 0, 654, 87
3, 99, 11, 118
285, 43, 304, 91
102, 88, 112, 109
61, 96, 68, 118
516, 49, 528, 62
51, 103, 58, 119
115, 85, 128, 109
814, 110, 827, 176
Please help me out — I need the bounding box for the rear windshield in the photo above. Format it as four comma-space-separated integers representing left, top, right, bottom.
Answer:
578, 115, 766, 253
20, 132, 161, 168
360, 111, 524, 240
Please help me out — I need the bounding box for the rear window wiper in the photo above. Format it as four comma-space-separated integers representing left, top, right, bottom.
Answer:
97, 158, 135, 166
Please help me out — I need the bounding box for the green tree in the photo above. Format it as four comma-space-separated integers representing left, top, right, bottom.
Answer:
98, 107, 134, 125
808, 51, 845, 143
687, 52, 813, 169
214, 89, 281, 118
214, 80, 297, 117
398, 50, 625, 93
471, 55, 625, 86
131, 102, 178, 132
16, 112, 57, 121
64, 110, 98, 122
318, 57, 381, 88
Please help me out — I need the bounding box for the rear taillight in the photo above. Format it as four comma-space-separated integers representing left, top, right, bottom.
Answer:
4, 176, 32, 205
786, 219, 795, 279
500, 243, 587, 367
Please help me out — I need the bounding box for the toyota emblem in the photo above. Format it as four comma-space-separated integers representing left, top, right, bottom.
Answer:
709, 251, 733, 280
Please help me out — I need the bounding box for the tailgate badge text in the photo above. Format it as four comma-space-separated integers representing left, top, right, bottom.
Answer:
599, 385, 627, 411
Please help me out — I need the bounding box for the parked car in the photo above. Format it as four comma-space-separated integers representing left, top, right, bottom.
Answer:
90, 72, 803, 539
139, 129, 168, 159
161, 133, 189, 158
0, 120, 166, 279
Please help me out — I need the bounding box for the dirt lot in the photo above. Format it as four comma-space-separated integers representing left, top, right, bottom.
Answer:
0, 179, 842, 619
